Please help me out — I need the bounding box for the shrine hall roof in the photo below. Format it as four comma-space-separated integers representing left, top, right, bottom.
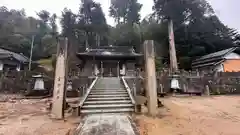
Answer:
77, 46, 143, 59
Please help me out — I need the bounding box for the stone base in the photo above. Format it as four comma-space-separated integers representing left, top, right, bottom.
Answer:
70, 104, 80, 117
66, 90, 79, 98
25, 90, 49, 97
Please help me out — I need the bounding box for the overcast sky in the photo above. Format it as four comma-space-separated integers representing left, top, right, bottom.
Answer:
1, 0, 240, 31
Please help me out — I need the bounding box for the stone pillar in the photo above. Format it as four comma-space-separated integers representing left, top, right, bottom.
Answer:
205, 85, 210, 96
133, 82, 137, 96
168, 20, 178, 73
0, 62, 4, 71
51, 38, 68, 119
109, 67, 112, 77
122, 64, 126, 76
160, 84, 163, 93
144, 40, 158, 117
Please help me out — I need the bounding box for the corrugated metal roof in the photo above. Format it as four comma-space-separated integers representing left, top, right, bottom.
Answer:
192, 47, 239, 69
0, 48, 29, 63
193, 47, 237, 63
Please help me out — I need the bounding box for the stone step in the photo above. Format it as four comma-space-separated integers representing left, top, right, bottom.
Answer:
87, 97, 130, 101
90, 91, 128, 95
93, 87, 125, 88
84, 100, 132, 105
88, 94, 129, 98
80, 108, 134, 114
91, 90, 127, 93
92, 88, 126, 91
82, 104, 133, 109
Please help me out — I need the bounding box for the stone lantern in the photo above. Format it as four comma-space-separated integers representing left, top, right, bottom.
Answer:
32, 75, 45, 91
170, 74, 180, 92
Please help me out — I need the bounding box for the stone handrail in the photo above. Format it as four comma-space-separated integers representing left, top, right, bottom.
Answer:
79, 77, 98, 107
121, 77, 136, 105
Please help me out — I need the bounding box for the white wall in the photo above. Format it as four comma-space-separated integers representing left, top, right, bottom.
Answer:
224, 52, 240, 59
16, 64, 21, 71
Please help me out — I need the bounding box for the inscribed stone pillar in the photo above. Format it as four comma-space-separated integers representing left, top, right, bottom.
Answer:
168, 20, 178, 73
51, 38, 68, 119
144, 40, 158, 116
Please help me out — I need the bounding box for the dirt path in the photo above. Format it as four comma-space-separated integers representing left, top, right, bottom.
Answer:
0, 95, 78, 135
135, 96, 240, 135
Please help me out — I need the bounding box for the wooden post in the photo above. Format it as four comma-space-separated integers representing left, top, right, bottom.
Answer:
144, 40, 158, 117
101, 61, 103, 77
0, 72, 4, 91
85, 32, 89, 50
168, 20, 178, 73
133, 81, 137, 97
117, 61, 120, 78
51, 38, 68, 119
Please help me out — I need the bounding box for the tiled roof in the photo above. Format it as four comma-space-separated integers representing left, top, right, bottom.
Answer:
78, 46, 142, 57
0, 48, 29, 63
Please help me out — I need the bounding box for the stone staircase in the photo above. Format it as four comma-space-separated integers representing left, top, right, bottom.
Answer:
80, 77, 134, 114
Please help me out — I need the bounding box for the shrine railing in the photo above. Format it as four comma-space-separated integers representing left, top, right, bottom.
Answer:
122, 77, 136, 105
79, 77, 98, 107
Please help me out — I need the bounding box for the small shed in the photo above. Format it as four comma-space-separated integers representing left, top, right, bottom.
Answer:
0, 48, 30, 71
192, 47, 240, 72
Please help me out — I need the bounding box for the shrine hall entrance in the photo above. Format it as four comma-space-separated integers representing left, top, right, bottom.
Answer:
101, 61, 120, 77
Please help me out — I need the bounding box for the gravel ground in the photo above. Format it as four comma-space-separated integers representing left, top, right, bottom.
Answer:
135, 96, 240, 135
0, 94, 79, 135
1, 95, 240, 135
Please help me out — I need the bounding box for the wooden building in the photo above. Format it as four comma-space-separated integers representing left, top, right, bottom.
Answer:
192, 47, 240, 72
0, 48, 30, 71
77, 46, 143, 77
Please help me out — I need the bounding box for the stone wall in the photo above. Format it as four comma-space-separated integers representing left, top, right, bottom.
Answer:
3, 68, 240, 96
137, 70, 240, 95
80, 61, 93, 76
206, 72, 240, 95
